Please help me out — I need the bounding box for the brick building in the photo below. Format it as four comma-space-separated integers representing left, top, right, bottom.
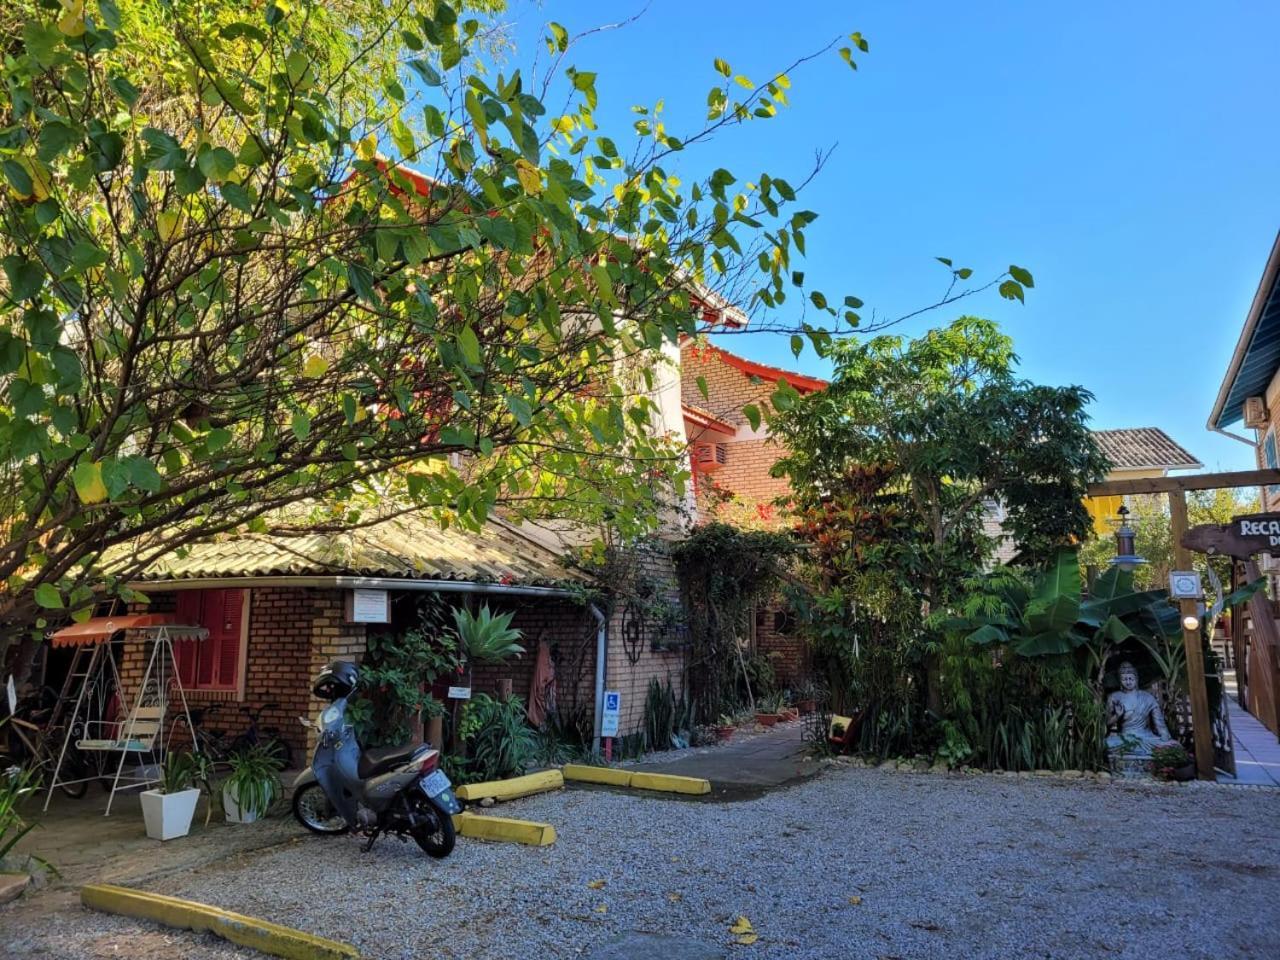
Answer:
108, 512, 685, 759
677, 341, 828, 688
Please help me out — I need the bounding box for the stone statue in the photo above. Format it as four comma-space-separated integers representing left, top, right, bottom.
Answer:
1105, 661, 1177, 758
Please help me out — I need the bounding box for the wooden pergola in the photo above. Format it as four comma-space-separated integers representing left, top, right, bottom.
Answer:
1087, 467, 1280, 781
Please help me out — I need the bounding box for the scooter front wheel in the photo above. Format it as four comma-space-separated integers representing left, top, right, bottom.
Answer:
292, 782, 348, 835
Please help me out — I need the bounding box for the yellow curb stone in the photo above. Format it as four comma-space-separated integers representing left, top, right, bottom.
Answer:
628, 771, 712, 795
561, 764, 634, 787
81, 884, 360, 960
456, 769, 563, 802
452, 812, 557, 846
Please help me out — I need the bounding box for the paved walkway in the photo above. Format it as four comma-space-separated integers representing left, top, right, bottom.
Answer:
1220, 696, 1280, 787
624, 721, 820, 799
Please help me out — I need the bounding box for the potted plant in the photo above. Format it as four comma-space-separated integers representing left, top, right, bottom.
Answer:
140, 752, 201, 841
222, 746, 284, 824
715, 714, 737, 742
794, 681, 819, 715
1151, 744, 1195, 782
755, 695, 782, 727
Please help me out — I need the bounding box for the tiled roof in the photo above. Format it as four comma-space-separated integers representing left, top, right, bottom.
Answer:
125, 514, 586, 587
706, 346, 828, 393
1092, 428, 1203, 471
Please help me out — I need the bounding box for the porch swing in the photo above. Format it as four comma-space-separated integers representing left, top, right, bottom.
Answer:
42, 614, 207, 815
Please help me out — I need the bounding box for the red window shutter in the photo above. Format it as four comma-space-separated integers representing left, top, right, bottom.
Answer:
215, 589, 245, 689
174, 592, 202, 687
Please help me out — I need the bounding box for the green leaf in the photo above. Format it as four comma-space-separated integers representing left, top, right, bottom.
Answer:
197, 146, 237, 182
37, 121, 80, 163
72, 461, 108, 503
2, 161, 33, 198
22, 21, 63, 67
206, 428, 232, 453
696, 376, 709, 400
998, 279, 1025, 303
506, 394, 533, 426
2, 256, 45, 301
966, 624, 1009, 646
790, 334, 803, 358
140, 128, 187, 171
291, 409, 311, 441
457, 325, 481, 366
1008, 265, 1034, 288
1023, 550, 1081, 634
123, 455, 163, 492
34, 583, 64, 610
548, 22, 568, 52
743, 404, 761, 432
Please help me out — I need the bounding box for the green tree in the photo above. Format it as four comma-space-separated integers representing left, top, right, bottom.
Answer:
0, 0, 864, 661
774, 316, 1109, 709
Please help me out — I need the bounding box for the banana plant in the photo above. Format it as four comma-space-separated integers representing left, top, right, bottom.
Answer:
946, 549, 1262, 659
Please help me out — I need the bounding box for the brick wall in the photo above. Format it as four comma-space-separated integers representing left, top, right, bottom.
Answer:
680, 343, 795, 524
123, 586, 368, 762
754, 596, 807, 690
466, 597, 599, 734
603, 542, 687, 736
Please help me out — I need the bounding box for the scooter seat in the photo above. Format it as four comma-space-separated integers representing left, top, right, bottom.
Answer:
358, 743, 424, 779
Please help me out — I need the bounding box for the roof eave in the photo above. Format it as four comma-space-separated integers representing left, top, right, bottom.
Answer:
1209, 230, 1280, 430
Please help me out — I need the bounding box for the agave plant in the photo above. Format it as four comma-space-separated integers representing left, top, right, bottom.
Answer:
452, 605, 525, 663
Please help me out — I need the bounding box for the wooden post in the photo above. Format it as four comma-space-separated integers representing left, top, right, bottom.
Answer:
1169, 490, 1216, 781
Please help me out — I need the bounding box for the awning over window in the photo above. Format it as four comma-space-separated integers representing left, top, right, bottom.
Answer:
49, 614, 205, 647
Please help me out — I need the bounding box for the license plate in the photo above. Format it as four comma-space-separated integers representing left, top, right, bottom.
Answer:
422, 769, 452, 797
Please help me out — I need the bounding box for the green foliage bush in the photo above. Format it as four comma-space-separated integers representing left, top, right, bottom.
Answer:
458, 694, 537, 784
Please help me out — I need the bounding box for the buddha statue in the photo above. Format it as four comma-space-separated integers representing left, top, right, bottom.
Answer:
1105, 661, 1178, 758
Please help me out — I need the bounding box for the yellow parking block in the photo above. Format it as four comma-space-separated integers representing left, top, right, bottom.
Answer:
81, 883, 359, 960
628, 771, 712, 795
456, 769, 564, 803
452, 812, 557, 846
561, 764, 633, 787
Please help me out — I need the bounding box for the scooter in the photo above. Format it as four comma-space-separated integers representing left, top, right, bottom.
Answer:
291, 660, 462, 857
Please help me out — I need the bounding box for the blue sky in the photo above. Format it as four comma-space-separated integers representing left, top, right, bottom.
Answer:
505, 1, 1280, 472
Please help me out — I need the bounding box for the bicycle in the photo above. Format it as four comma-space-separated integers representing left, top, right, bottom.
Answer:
187, 702, 293, 770
0, 713, 95, 799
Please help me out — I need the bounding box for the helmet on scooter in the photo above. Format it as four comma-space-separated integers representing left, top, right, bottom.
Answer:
313, 660, 358, 701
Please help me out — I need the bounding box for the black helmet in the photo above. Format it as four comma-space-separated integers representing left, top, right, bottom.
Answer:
313, 660, 358, 701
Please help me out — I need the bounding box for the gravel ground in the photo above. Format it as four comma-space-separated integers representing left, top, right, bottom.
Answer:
4, 766, 1279, 960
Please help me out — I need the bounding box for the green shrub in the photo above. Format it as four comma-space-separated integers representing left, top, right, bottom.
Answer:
461, 694, 537, 783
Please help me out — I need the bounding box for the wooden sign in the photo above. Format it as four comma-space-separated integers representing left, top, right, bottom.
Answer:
1181, 512, 1280, 558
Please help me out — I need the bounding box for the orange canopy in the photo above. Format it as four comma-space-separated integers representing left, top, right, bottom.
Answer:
50, 614, 186, 647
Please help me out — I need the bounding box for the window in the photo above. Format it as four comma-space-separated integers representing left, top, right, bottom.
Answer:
174, 589, 247, 693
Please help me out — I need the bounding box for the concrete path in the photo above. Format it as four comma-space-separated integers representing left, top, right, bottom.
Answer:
1220, 696, 1280, 787
624, 721, 820, 800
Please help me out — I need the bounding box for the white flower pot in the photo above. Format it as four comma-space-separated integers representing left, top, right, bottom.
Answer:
222, 783, 264, 823
140, 788, 200, 841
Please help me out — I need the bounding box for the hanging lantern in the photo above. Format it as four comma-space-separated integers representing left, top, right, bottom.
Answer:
1108, 505, 1147, 572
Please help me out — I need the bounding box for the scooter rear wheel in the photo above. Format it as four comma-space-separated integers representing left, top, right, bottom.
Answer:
292, 782, 348, 835
411, 795, 456, 858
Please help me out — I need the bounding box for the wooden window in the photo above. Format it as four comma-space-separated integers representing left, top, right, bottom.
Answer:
174, 589, 247, 693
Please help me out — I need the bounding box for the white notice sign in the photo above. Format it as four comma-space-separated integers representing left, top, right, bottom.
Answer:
447, 686, 472, 700
601, 690, 621, 738
348, 589, 390, 623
